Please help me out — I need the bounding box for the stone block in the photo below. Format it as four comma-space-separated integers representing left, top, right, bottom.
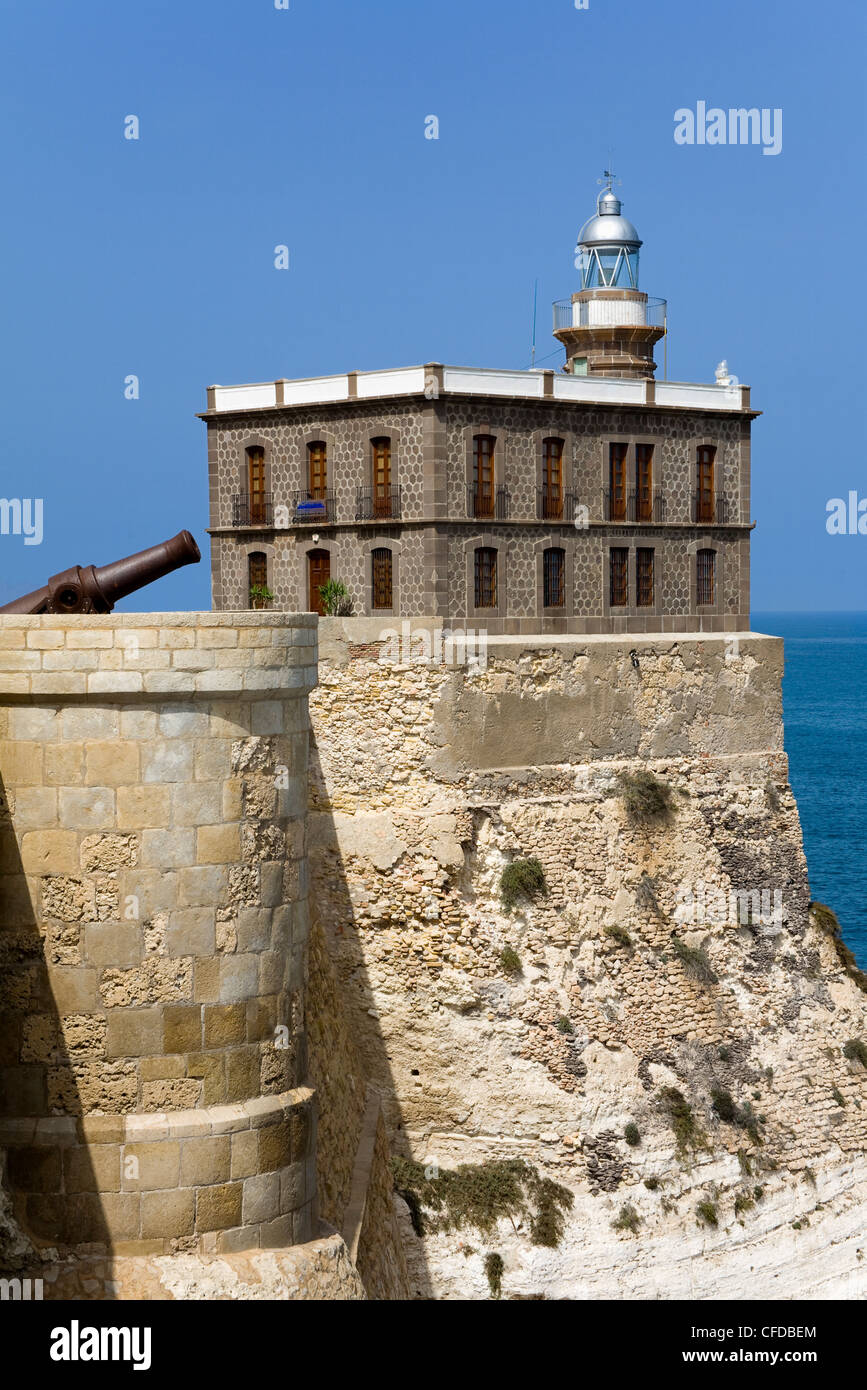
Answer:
61, 708, 119, 740
158, 707, 210, 738
187, 1052, 226, 1106
141, 741, 194, 784
163, 1004, 203, 1053
172, 782, 222, 827
141, 828, 196, 869
122, 1141, 180, 1191
58, 788, 115, 830
49, 968, 99, 1015
105, 1007, 162, 1059
259, 1214, 293, 1248
21, 829, 78, 873
225, 1046, 259, 1102
196, 824, 240, 864
7, 708, 61, 740
203, 1004, 247, 1048
120, 710, 158, 739
178, 865, 228, 907
193, 958, 222, 1004
85, 740, 140, 786
180, 1136, 230, 1186
140, 1188, 195, 1239
63, 1144, 121, 1194
167, 907, 215, 957
242, 1171, 280, 1224
116, 784, 171, 831
45, 742, 84, 785
140, 1079, 201, 1111
220, 954, 259, 1003
230, 1129, 259, 1180
84, 923, 142, 970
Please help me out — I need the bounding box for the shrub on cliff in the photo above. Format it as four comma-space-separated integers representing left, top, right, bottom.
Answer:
616, 770, 674, 826
604, 923, 633, 948
659, 1087, 705, 1155
711, 1088, 762, 1144
499, 945, 522, 976
389, 1155, 573, 1248
484, 1252, 504, 1299
500, 858, 548, 910
843, 1038, 867, 1068
612, 1203, 641, 1234
810, 902, 867, 994
669, 936, 718, 985
624, 1122, 641, 1147
696, 1199, 718, 1228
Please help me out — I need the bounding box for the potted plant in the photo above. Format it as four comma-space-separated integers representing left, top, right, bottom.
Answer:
317, 579, 352, 616
249, 582, 275, 610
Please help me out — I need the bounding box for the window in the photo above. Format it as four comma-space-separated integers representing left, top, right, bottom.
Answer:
473, 435, 495, 517
474, 547, 497, 608
371, 548, 393, 610
609, 443, 628, 522
696, 445, 716, 524
636, 548, 654, 607
635, 444, 654, 522
542, 438, 564, 519
697, 549, 716, 606
371, 437, 391, 518
543, 548, 565, 608
248, 551, 268, 608
247, 447, 267, 524
308, 441, 327, 498
610, 547, 628, 607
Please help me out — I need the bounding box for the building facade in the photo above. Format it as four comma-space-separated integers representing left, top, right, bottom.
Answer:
204, 183, 756, 634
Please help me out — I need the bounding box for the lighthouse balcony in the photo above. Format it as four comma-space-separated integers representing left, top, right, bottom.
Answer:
553, 295, 667, 332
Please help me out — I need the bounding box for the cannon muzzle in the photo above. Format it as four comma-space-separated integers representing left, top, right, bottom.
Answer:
0, 531, 202, 615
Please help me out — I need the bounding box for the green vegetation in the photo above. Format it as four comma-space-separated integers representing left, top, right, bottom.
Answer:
696, 1200, 718, 1228
734, 1193, 755, 1217
843, 1038, 867, 1068
500, 858, 547, 910
484, 1252, 504, 1299
811, 902, 867, 994
390, 1156, 574, 1247
317, 578, 352, 616
644, 1177, 661, 1191
717, 1046, 732, 1063
616, 770, 674, 826
249, 583, 274, 609
831, 1086, 846, 1107
556, 1016, 573, 1035
604, 923, 633, 948
753, 1186, 765, 1201
612, 1203, 641, 1234
803, 1167, 816, 1188
670, 937, 718, 985
660, 1087, 704, 1155
499, 945, 522, 976
624, 1122, 641, 1148
711, 1088, 762, 1145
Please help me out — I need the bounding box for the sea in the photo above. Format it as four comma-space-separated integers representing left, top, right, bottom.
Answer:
752, 612, 867, 969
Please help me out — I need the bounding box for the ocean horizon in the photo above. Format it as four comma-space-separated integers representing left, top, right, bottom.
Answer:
752, 611, 866, 968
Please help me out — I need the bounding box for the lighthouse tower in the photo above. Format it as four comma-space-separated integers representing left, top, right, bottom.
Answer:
553, 173, 666, 379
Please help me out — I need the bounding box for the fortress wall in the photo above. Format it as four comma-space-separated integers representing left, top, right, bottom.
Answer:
0, 613, 319, 1272
309, 621, 867, 1299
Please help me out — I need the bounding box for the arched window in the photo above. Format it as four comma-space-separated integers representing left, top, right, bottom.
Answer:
472, 435, 496, 517
474, 547, 497, 608
248, 551, 268, 608
543, 548, 565, 608
308, 441, 327, 498
541, 439, 564, 519
247, 446, 267, 524
371, 548, 393, 610
697, 549, 716, 606
371, 437, 392, 518
696, 446, 716, 524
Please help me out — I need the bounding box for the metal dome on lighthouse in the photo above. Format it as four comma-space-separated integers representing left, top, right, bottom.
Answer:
553, 170, 667, 379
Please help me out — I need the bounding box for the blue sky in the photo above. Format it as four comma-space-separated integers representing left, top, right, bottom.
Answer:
0, 0, 863, 611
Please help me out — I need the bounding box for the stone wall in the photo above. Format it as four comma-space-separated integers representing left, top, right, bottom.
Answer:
308, 619, 867, 1300
0, 613, 319, 1271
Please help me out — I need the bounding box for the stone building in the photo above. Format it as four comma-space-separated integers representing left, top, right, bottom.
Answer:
203, 179, 756, 633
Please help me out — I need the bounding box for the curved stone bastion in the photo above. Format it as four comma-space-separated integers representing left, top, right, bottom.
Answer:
0, 612, 328, 1293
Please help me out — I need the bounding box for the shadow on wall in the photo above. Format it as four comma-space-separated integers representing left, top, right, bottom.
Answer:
0, 770, 113, 1288
306, 734, 431, 1301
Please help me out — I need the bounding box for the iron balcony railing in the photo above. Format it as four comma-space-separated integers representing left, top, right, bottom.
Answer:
467, 485, 511, 520
692, 493, 731, 524
537, 489, 577, 522
355, 485, 402, 521
603, 489, 667, 523
553, 295, 667, 333
232, 492, 273, 526
290, 489, 334, 523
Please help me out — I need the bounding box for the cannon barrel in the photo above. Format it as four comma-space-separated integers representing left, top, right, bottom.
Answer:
0, 530, 202, 615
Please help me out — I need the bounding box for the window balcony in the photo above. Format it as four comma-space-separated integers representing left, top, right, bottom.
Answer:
467, 485, 511, 520
603, 489, 667, 523
537, 489, 577, 522
232, 493, 273, 526
355, 485, 402, 521
692, 493, 731, 524
289, 490, 335, 523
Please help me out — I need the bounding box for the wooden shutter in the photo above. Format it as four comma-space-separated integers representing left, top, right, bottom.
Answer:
372, 438, 391, 517
307, 550, 331, 616
697, 446, 715, 523
610, 547, 628, 606
636, 444, 653, 522
636, 548, 654, 607
248, 447, 266, 524
308, 442, 327, 498
371, 548, 393, 609
542, 439, 564, 519
609, 443, 628, 521
473, 436, 495, 516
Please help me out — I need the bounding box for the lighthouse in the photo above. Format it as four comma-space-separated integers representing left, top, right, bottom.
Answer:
553, 173, 666, 379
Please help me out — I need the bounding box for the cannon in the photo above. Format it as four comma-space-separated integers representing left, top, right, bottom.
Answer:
0, 530, 201, 615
